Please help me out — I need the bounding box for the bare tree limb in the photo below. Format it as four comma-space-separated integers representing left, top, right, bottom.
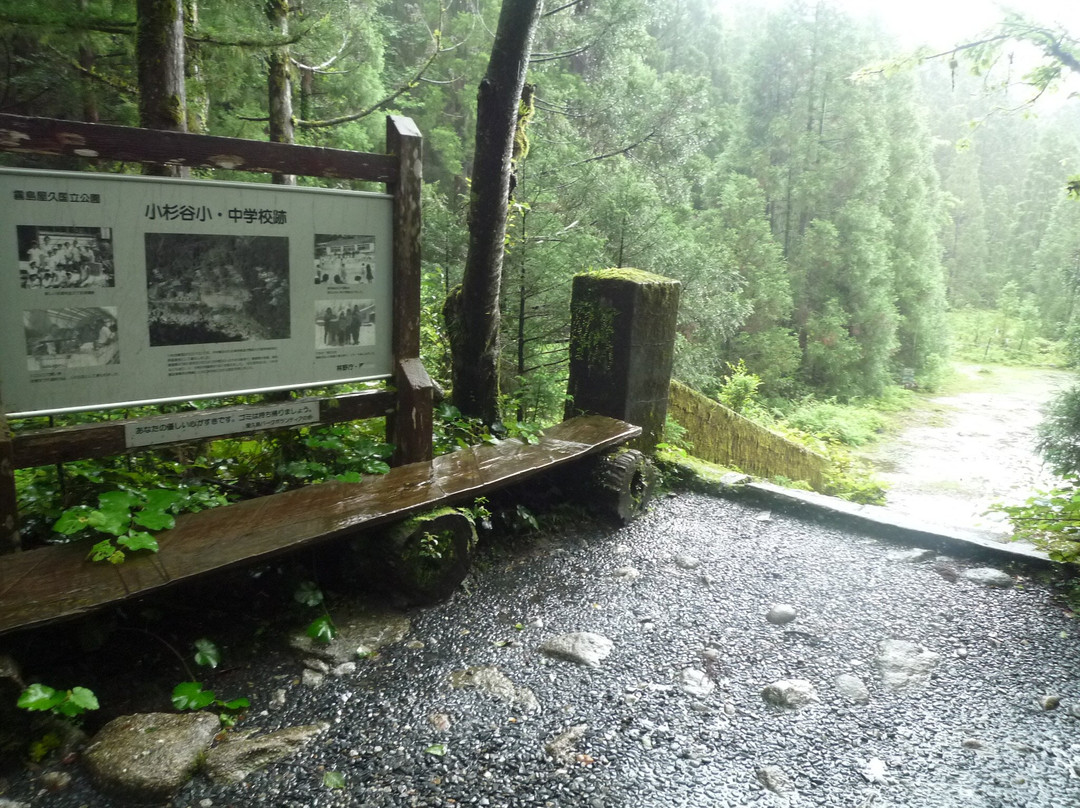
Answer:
297, 31, 443, 129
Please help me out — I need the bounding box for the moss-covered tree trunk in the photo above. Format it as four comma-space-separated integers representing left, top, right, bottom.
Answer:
266, 0, 296, 186
76, 0, 98, 123
136, 0, 187, 177
449, 0, 543, 425
184, 0, 208, 133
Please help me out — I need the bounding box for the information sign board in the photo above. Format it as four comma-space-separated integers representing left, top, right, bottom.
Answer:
0, 169, 393, 416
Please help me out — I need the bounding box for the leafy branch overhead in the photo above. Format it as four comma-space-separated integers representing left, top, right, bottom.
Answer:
852, 12, 1080, 102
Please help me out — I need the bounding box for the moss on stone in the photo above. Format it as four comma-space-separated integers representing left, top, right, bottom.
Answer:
667, 381, 829, 491
580, 267, 673, 286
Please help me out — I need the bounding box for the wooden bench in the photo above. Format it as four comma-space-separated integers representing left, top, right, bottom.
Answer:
0, 415, 640, 636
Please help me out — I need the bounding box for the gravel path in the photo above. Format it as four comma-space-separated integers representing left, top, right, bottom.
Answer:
5, 492, 1080, 807
861, 365, 1073, 535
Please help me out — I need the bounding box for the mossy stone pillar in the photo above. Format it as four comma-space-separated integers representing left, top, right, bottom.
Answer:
566, 269, 681, 452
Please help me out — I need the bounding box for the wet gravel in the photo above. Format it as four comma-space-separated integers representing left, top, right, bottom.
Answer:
6, 491, 1080, 807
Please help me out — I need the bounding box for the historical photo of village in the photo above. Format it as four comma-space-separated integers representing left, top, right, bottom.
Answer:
313, 234, 376, 287
23, 306, 118, 371
17, 225, 115, 288
316, 300, 375, 349
145, 233, 290, 347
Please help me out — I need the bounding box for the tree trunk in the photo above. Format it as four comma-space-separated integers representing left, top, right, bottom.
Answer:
184, 0, 208, 133
77, 0, 98, 123
266, 0, 296, 185
448, 0, 543, 425
136, 0, 187, 177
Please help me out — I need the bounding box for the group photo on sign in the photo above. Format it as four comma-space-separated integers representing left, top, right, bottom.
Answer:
313, 233, 377, 287
316, 300, 376, 348
17, 225, 115, 289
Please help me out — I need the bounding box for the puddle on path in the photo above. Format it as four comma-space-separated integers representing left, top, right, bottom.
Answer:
860, 364, 1075, 536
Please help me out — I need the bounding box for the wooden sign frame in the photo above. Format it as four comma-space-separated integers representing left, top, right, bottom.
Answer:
0, 113, 432, 554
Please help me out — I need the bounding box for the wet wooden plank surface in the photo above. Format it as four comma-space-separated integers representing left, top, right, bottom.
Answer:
0, 415, 640, 635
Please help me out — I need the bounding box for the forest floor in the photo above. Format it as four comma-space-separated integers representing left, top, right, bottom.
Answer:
857, 363, 1075, 537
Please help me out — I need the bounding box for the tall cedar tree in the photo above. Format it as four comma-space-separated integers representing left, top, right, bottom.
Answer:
136, 0, 186, 176
447, 0, 543, 425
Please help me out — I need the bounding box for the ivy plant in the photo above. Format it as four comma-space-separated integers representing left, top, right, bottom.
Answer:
53, 488, 189, 564
18, 683, 99, 718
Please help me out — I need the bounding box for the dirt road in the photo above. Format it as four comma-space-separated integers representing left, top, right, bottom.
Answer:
861, 364, 1075, 536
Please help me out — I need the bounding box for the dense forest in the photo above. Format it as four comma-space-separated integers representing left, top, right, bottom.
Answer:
2, 0, 1079, 421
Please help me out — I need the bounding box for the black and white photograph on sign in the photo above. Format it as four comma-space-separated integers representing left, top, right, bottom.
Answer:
316, 300, 375, 348
17, 225, 115, 288
313, 234, 376, 287
23, 307, 118, 371
145, 233, 290, 346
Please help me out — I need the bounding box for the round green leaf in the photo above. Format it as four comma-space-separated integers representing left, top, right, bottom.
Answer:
133, 510, 175, 531
54, 507, 93, 535
294, 581, 325, 608
172, 682, 216, 711
88, 509, 131, 537
17, 683, 60, 711
193, 638, 221, 669
117, 531, 159, 553
306, 615, 336, 644
68, 687, 100, 712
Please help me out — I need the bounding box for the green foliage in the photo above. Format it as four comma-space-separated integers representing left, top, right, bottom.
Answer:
193, 638, 221, 669
171, 681, 249, 715
323, 771, 347, 789
785, 400, 887, 447
293, 580, 325, 608
1037, 384, 1080, 477
715, 361, 762, 415
947, 308, 1066, 367
281, 424, 393, 484
29, 732, 62, 762
306, 615, 337, 645
432, 401, 542, 455
992, 478, 1080, 564
18, 684, 99, 719
820, 450, 888, 505
418, 529, 453, 561
53, 488, 193, 564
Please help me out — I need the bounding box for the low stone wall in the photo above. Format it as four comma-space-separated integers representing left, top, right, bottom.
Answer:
667, 380, 829, 491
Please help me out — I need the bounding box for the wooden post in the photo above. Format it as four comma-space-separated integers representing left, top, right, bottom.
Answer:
0, 403, 20, 554
386, 115, 431, 464
565, 269, 681, 453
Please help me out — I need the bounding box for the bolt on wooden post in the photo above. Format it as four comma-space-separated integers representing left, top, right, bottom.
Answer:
565, 269, 681, 453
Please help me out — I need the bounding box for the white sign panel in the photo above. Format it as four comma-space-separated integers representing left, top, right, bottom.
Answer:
124, 401, 321, 448
0, 169, 394, 416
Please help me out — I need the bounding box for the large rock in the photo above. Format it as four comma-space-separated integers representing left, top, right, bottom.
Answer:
678, 668, 715, 698
875, 639, 941, 691
756, 765, 796, 794
960, 567, 1013, 588
538, 632, 613, 667
834, 673, 870, 704
290, 605, 410, 665
766, 604, 798, 625
761, 679, 818, 709
205, 723, 329, 784
82, 712, 219, 802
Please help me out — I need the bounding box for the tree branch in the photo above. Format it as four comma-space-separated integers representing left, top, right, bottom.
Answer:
297, 32, 442, 129
45, 44, 137, 96
0, 13, 133, 35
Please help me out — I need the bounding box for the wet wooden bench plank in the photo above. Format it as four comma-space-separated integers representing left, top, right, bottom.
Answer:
0, 415, 640, 636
